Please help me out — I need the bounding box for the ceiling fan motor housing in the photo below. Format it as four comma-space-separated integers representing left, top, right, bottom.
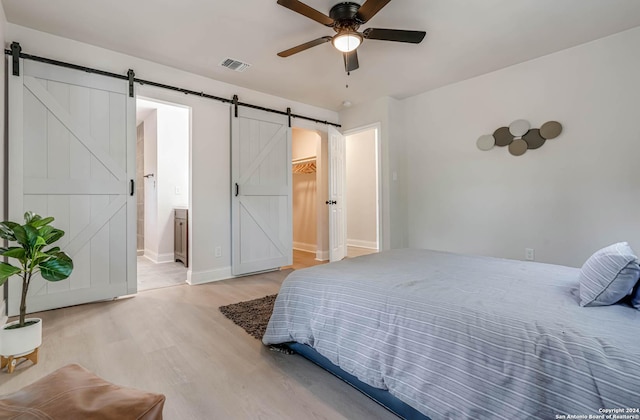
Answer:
330, 2, 362, 30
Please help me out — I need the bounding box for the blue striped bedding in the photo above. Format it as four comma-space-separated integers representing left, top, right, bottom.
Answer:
263, 249, 640, 419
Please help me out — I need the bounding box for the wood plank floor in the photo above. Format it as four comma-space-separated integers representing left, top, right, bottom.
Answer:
137, 256, 188, 291
0, 266, 396, 420
285, 247, 378, 271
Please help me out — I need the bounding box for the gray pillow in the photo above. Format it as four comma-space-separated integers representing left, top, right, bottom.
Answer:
579, 242, 640, 307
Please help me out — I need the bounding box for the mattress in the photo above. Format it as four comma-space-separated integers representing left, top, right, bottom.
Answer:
263, 249, 640, 419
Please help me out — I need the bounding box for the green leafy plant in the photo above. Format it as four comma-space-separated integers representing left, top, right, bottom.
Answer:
0, 212, 73, 328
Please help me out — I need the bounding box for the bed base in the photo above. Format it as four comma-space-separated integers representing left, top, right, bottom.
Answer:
286, 342, 430, 420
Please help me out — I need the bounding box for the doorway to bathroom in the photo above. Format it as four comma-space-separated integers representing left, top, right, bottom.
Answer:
136, 98, 190, 290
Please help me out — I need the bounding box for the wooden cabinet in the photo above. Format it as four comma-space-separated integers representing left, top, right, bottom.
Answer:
174, 208, 188, 267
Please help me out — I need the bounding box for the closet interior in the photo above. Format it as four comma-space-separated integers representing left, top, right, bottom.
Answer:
292, 128, 322, 257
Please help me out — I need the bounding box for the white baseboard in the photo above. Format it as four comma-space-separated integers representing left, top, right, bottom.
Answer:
347, 239, 378, 250
293, 241, 316, 254
187, 267, 233, 285
316, 250, 329, 261
143, 249, 159, 263
157, 253, 174, 263
137, 249, 144, 256
143, 250, 174, 264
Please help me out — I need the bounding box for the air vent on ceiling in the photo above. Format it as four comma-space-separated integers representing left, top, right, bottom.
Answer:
219, 58, 251, 72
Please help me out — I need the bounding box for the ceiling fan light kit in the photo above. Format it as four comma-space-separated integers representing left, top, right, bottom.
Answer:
332, 30, 362, 53
276, 0, 426, 72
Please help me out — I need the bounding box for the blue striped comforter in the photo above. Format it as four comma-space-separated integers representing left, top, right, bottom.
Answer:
263, 249, 640, 419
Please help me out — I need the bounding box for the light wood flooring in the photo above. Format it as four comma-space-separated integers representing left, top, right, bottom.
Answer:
285, 246, 378, 270
0, 261, 395, 419
137, 256, 188, 291
138, 248, 377, 292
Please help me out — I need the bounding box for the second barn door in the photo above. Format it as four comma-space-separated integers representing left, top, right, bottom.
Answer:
231, 107, 292, 276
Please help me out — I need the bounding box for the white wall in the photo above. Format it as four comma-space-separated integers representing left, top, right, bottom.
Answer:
4, 24, 338, 284
142, 111, 158, 260
346, 129, 377, 249
0, 4, 7, 323
156, 102, 189, 262
403, 26, 640, 268
292, 128, 318, 160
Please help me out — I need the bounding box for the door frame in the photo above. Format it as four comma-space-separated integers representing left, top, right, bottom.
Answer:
134, 96, 192, 268
342, 122, 382, 252
291, 121, 383, 261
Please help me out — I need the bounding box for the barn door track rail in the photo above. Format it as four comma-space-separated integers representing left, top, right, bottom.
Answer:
6, 42, 341, 128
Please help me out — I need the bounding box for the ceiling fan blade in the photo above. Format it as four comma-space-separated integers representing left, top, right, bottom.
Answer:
343, 50, 359, 72
355, 0, 392, 23
277, 0, 334, 26
363, 28, 426, 43
277, 36, 332, 57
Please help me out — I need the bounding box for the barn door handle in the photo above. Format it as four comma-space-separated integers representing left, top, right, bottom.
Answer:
130, 179, 135, 196
235, 183, 239, 197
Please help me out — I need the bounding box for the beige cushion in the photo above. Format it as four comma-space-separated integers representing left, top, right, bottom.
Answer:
0, 364, 165, 419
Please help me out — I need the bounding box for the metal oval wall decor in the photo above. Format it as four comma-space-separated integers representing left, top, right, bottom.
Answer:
493, 127, 514, 147
476, 120, 562, 156
476, 134, 495, 151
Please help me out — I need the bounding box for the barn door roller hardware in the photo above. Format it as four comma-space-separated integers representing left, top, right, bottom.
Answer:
127, 69, 135, 98
11, 42, 21, 76
233, 95, 239, 118
4, 42, 341, 128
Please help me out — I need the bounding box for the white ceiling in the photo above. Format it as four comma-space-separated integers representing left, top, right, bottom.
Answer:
3, 0, 640, 111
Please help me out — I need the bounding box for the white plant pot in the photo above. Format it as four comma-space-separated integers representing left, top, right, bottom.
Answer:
0, 318, 42, 357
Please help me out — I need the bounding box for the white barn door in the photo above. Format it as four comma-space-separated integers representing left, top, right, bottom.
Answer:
231, 107, 292, 276
328, 126, 346, 262
8, 58, 137, 315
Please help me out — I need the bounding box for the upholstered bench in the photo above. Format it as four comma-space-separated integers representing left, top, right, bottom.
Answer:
0, 364, 165, 419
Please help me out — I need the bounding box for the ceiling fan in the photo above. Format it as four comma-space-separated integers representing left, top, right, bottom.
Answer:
276, 0, 426, 73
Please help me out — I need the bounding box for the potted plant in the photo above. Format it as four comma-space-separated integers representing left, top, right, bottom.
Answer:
0, 211, 73, 372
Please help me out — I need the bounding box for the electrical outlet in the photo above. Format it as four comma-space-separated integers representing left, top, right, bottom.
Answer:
215, 246, 222, 257
525, 248, 535, 261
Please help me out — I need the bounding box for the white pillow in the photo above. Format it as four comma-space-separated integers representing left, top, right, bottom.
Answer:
579, 242, 640, 307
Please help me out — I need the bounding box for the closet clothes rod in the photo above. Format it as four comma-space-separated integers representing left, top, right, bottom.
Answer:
292, 156, 316, 164
292, 156, 317, 174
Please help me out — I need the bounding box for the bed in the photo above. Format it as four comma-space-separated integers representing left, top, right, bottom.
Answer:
263, 248, 640, 419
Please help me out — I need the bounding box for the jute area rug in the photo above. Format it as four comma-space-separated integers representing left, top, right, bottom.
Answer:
219, 294, 277, 340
